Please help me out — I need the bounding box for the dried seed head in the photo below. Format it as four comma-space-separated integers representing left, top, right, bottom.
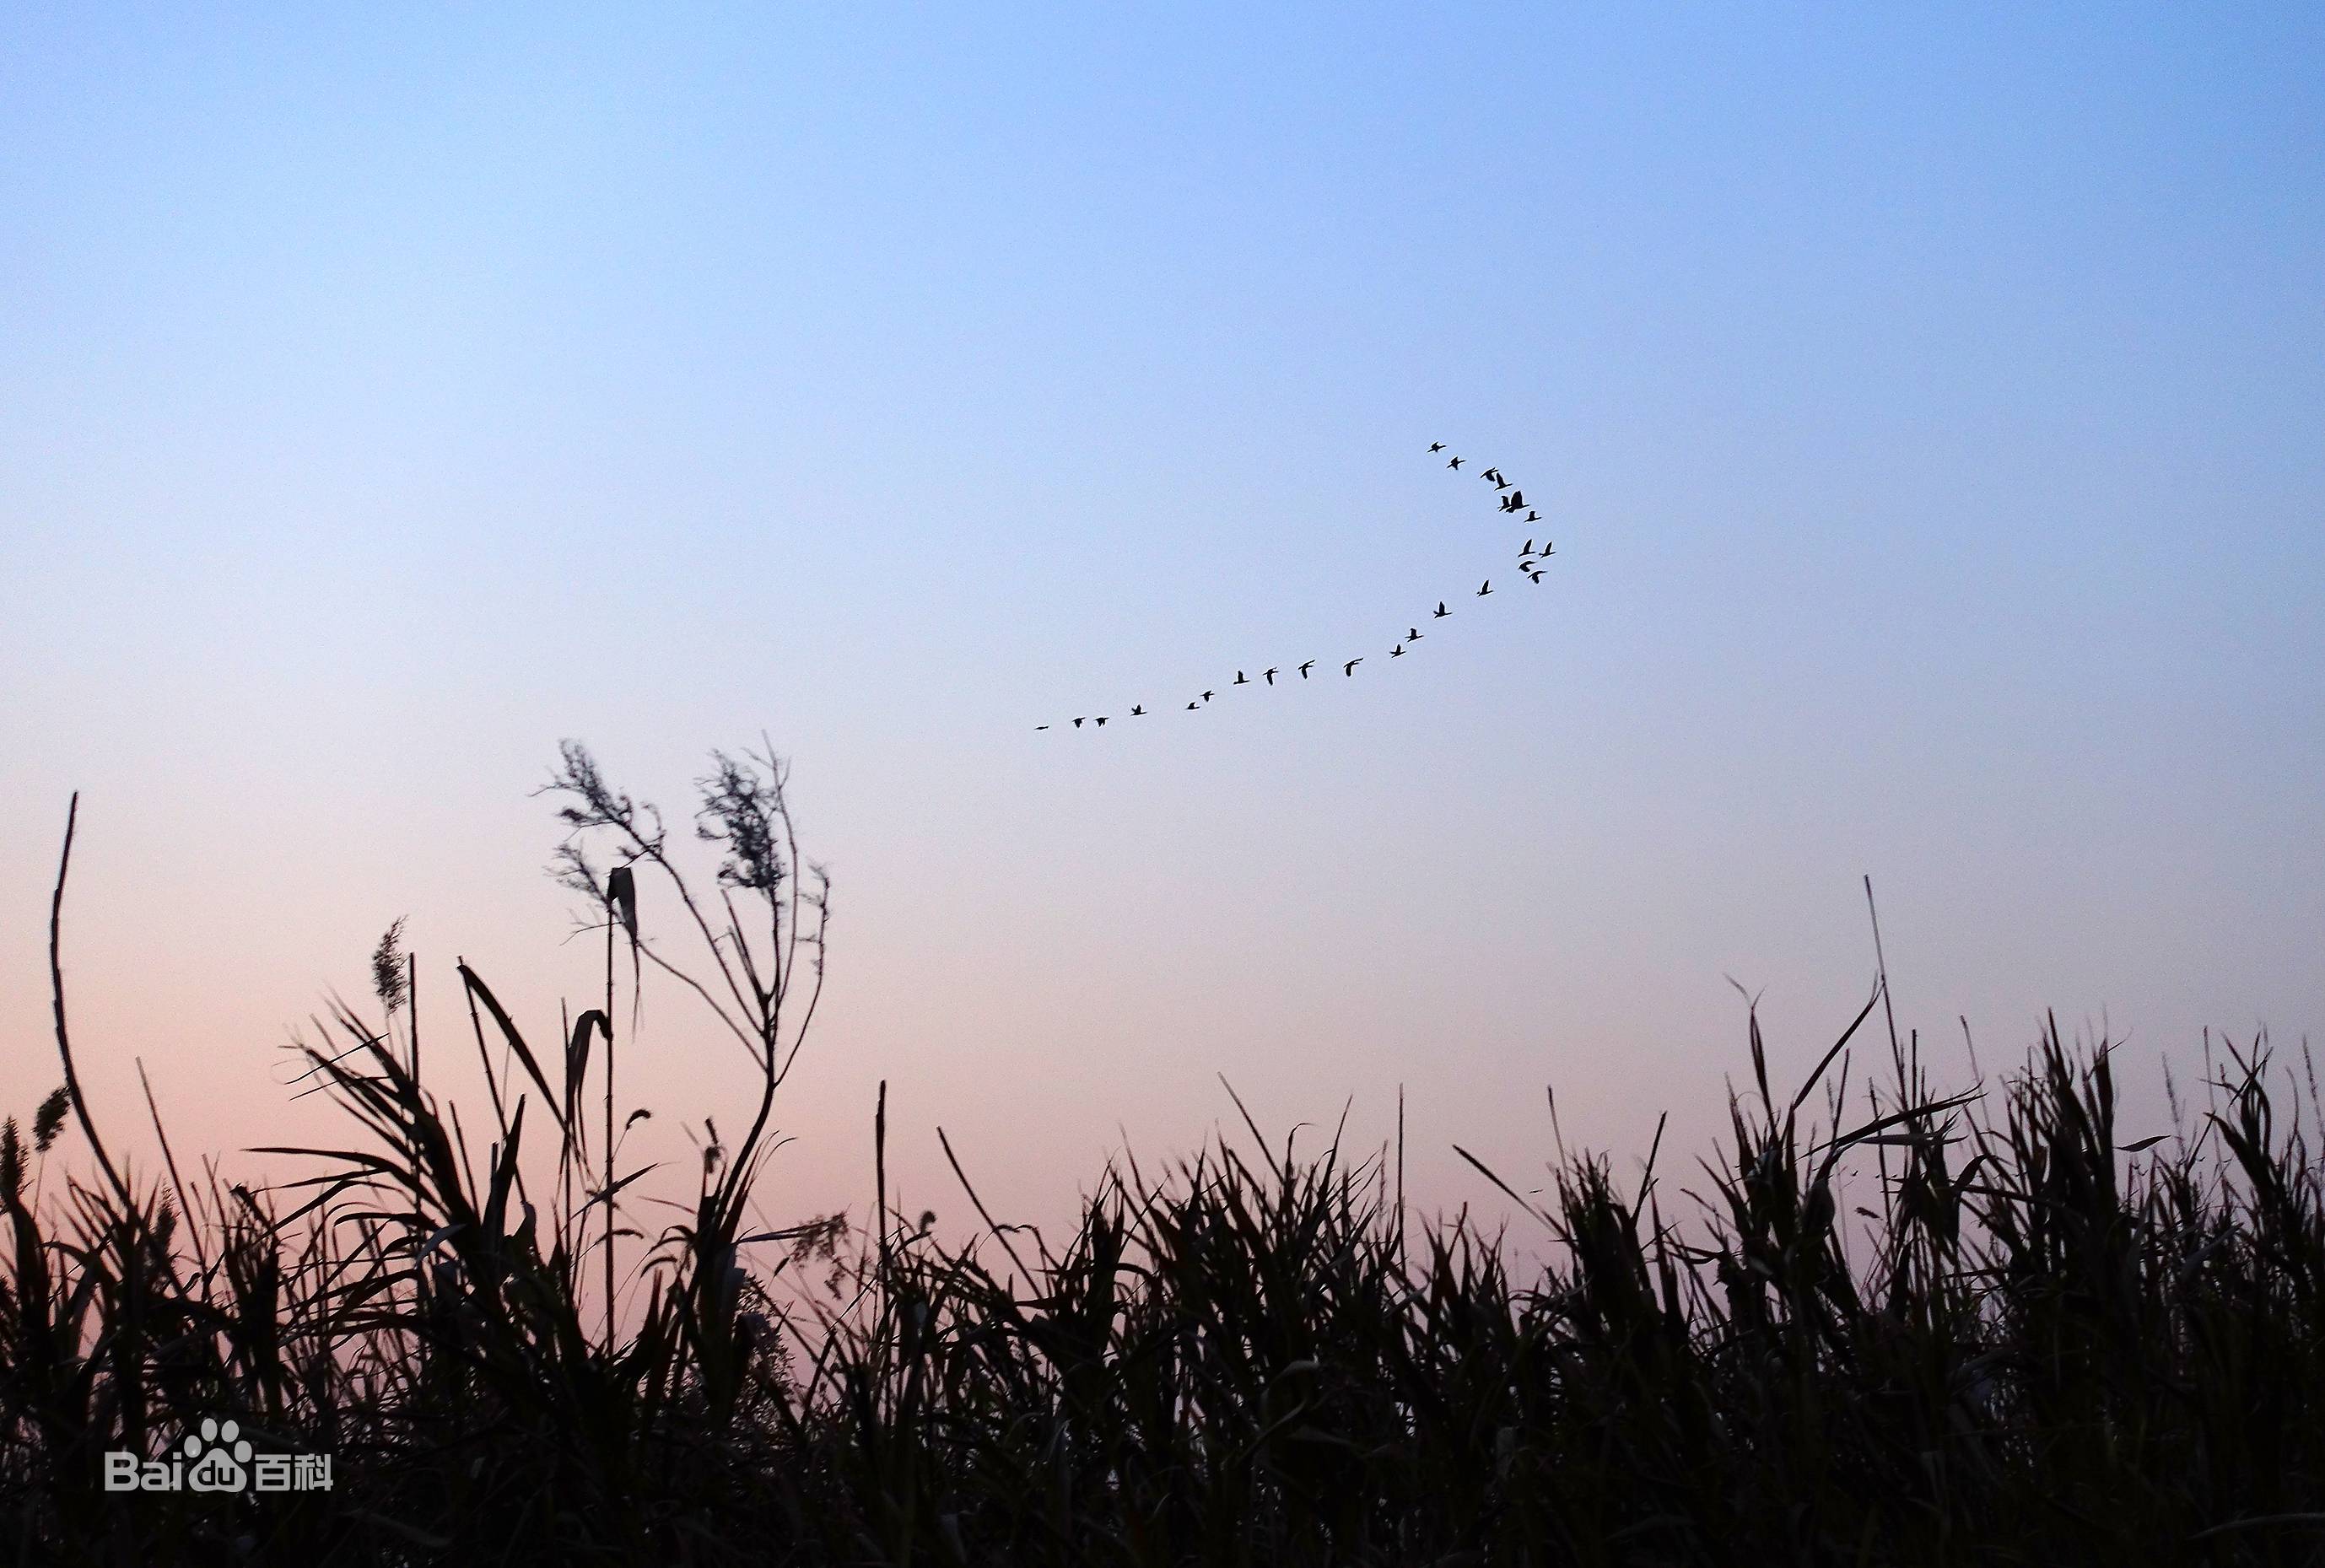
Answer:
371, 918, 410, 1014
33, 1086, 70, 1153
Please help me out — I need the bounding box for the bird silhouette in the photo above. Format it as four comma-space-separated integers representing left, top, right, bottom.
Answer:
1022, 440, 1549, 739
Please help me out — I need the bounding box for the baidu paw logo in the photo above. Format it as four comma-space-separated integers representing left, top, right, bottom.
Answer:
183, 1418, 251, 1493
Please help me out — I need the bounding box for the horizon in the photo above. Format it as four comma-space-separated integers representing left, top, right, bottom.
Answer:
4, 5, 2322, 1253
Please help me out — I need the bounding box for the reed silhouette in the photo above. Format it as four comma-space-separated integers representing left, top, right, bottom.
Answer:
4, 748, 2324, 1565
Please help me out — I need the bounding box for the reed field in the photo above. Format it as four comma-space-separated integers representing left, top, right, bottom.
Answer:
5, 745, 2322, 1565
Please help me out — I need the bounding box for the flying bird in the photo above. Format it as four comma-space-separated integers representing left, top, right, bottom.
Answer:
1017, 441, 1551, 740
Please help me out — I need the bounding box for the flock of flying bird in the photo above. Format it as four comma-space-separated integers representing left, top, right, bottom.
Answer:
1036, 442, 1553, 731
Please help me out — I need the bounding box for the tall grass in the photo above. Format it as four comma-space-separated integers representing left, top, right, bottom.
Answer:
5, 746, 2323, 1565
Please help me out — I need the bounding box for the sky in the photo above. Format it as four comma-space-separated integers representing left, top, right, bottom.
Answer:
3, 4, 2322, 1258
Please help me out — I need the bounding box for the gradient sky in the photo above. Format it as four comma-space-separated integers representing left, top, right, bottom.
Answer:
4, 5, 2322, 1252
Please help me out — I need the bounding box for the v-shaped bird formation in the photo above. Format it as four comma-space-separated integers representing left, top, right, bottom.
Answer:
1033, 443, 1554, 732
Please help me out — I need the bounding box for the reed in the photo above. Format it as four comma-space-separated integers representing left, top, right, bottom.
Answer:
4, 747, 2322, 1565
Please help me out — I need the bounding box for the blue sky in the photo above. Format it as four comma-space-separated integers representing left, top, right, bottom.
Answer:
3, 4, 2320, 1237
